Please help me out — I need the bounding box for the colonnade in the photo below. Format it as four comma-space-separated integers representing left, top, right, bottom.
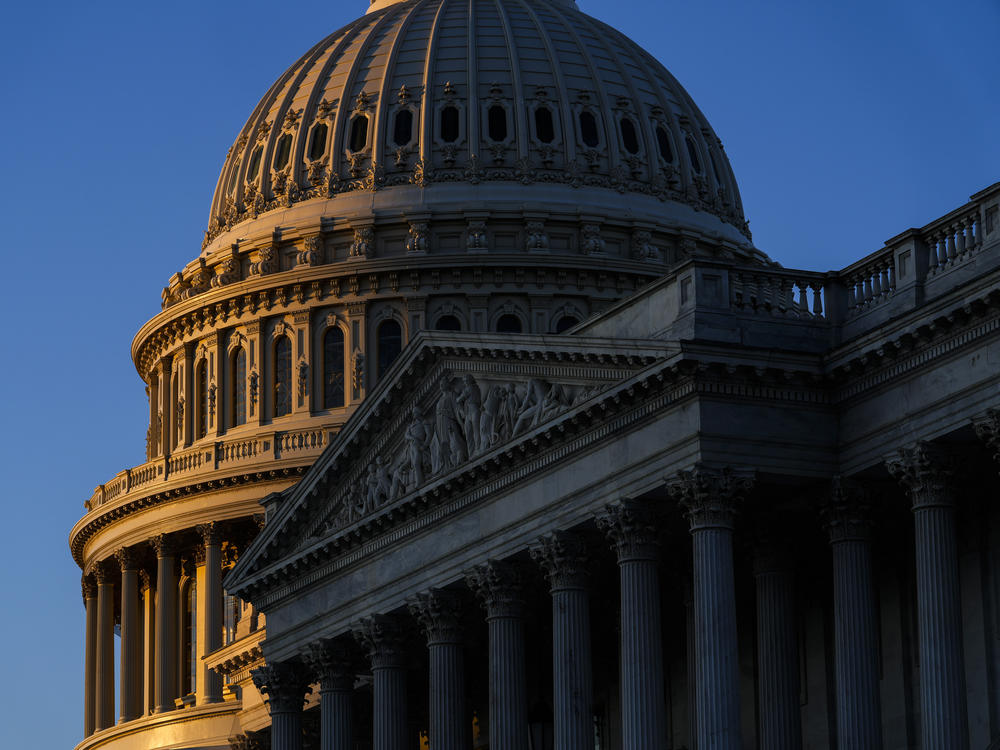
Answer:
248, 444, 983, 750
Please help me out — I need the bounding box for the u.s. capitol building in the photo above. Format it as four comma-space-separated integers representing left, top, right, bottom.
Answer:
70, 0, 1000, 748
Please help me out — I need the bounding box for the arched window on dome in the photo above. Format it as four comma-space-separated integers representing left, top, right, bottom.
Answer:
487, 105, 508, 142
376, 319, 402, 379
226, 161, 240, 194
230, 347, 247, 428
579, 111, 600, 148
496, 314, 522, 334
323, 326, 346, 409
554, 315, 580, 334
196, 360, 208, 440
273, 133, 292, 171
620, 117, 641, 155
273, 335, 292, 418
655, 125, 674, 163
247, 147, 263, 181
534, 107, 556, 144
435, 315, 462, 331
308, 122, 328, 161
349, 115, 369, 152
685, 135, 702, 174
393, 109, 414, 147
440, 106, 460, 143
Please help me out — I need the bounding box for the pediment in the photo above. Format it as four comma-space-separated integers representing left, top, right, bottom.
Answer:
228, 332, 673, 595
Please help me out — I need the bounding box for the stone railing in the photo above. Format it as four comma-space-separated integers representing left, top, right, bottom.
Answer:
85, 424, 338, 511
840, 246, 896, 317
924, 203, 983, 275
730, 267, 829, 319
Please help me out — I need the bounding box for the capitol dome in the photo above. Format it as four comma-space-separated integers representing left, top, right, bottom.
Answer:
202, 0, 751, 257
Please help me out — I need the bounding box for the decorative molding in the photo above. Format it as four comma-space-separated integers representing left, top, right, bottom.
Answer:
353, 614, 410, 670
666, 464, 754, 532
250, 661, 312, 713
885, 441, 956, 509
408, 589, 465, 646
465, 560, 525, 619
530, 531, 590, 591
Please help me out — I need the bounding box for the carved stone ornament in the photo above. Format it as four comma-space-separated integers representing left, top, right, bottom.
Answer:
409, 589, 465, 646
821, 476, 874, 544
405, 222, 429, 254
353, 614, 410, 670
973, 409, 1000, 466
581, 223, 606, 255
82, 574, 97, 600
93, 559, 116, 585
249, 245, 277, 276
530, 531, 590, 591
150, 533, 178, 558
525, 220, 549, 252
351, 349, 365, 392
466, 560, 525, 619
596, 499, 660, 562
211, 256, 239, 287
466, 220, 487, 251
884, 441, 955, 509
297, 235, 322, 267
197, 521, 221, 547
665, 463, 755, 532
303, 640, 355, 691
249, 370, 259, 411
631, 229, 661, 261
349, 226, 374, 259
115, 546, 139, 571
250, 661, 313, 713
229, 730, 271, 750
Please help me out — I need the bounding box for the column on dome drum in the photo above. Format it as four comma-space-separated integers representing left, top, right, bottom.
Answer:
354, 615, 410, 750
196, 523, 224, 704
467, 560, 530, 750
252, 661, 313, 750
94, 560, 116, 731
887, 443, 970, 750
531, 532, 594, 750
116, 547, 142, 722
596, 500, 668, 750
410, 590, 469, 750
82, 575, 97, 737
140, 570, 155, 716
668, 466, 754, 750
306, 640, 356, 750
152, 534, 178, 713
822, 478, 883, 749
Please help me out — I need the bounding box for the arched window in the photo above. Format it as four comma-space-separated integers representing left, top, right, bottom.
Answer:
247, 147, 263, 181
440, 106, 460, 143
231, 347, 246, 427
554, 316, 580, 333
308, 123, 328, 160
655, 126, 674, 163
685, 136, 702, 174
496, 314, 522, 333
376, 319, 402, 379
579, 111, 600, 148
226, 162, 240, 194
393, 110, 414, 147
488, 105, 508, 141
349, 115, 369, 152
534, 107, 555, 144
273, 336, 292, 418
435, 315, 462, 331
196, 360, 208, 440
323, 327, 346, 409
620, 118, 640, 154
273, 133, 292, 171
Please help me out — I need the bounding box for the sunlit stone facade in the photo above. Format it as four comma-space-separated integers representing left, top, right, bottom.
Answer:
71, 1, 1000, 749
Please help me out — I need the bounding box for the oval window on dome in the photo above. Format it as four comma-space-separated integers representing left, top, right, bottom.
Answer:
579, 111, 600, 148
496, 314, 522, 334
247, 147, 263, 181
393, 110, 414, 147
655, 126, 674, 163
620, 118, 640, 154
308, 123, 328, 161
534, 107, 555, 144
435, 315, 462, 331
349, 115, 369, 152
685, 136, 702, 174
440, 106, 460, 143
487, 105, 508, 142
273, 134, 292, 171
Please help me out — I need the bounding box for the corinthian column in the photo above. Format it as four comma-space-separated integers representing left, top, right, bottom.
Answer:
116, 547, 142, 723
305, 640, 356, 750
595, 500, 667, 750
466, 560, 529, 750
822, 478, 882, 749
83, 575, 97, 737
410, 590, 468, 750
531, 532, 594, 750
152, 534, 178, 713
886, 443, 969, 750
667, 465, 754, 750
752, 538, 801, 750
94, 560, 116, 731
252, 661, 312, 750
196, 523, 223, 704
354, 615, 410, 750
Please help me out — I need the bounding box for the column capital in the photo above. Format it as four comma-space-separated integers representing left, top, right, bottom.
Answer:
822, 476, 874, 544
197, 521, 222, 547
115, 546, 139, 572
409, 589, 465, 646
139, 569, 153, 590
251, 661, 312, 713
465, 560, 526, 619
973, 409, 1000, 465
93, 559, 116, 585
530, 531, 590, 591
666, 463, 755, 531
885, 441, 955, 509
82, 574, 97, 600
303, 639, 355, 691
353, 614, 410, 670
595, 499, 660, 562
150, 533, 179, 558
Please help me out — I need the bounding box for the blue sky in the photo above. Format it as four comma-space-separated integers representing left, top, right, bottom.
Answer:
0, 0, 996, 746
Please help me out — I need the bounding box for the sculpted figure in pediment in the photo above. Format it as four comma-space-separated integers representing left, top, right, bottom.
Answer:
404, 407, 429, 487
435, 379, 467, 470
457, 374, 483, 456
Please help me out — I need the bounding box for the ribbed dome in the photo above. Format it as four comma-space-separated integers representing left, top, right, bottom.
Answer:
204, 0, 750, 252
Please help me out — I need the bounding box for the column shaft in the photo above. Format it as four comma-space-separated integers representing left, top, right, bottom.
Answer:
119, 565, 142, 722
83, 583, 97, 737
489, 614, 528, 750
429, 642, 467, 750
320, 686, 353, 750
373, 666, 408, 750
197, 528, 224, 704
754, 566, 801, 749
271, 710, 304, 750
154, 547, 177, 713
95, 572, 116, 731
552, 587, 593, 750
142, 579, 156, 716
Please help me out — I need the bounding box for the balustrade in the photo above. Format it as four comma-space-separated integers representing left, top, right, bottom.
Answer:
730, 269, 826, 319
844, 251, 895, 316
927, 208, 980, 274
